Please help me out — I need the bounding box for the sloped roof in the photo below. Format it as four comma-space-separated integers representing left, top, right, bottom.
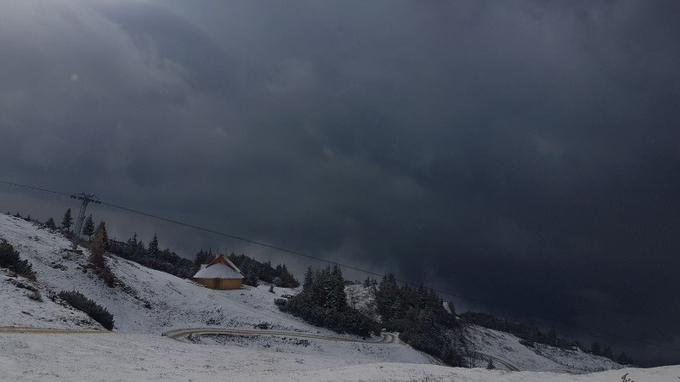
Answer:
193, 255, 243, 279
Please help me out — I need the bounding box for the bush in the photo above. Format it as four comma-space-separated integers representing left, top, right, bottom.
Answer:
58, 290, 114, 330
0, 240, 36, 280
27, 290, 43, 302
7, 278, 38, 292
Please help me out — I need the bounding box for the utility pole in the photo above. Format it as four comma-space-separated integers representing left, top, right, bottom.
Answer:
70, 192, 101, 250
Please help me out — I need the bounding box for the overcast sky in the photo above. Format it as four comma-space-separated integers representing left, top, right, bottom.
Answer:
1, 0, 679, 366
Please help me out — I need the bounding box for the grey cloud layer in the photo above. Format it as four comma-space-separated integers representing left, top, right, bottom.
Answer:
1, 0, 680, 365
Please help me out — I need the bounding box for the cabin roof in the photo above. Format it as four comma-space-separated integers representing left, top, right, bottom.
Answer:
193, 255, 243, 279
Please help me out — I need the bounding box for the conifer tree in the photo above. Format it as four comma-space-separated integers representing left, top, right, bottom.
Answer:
547, 327, 558, 346
89, 225, 115, 287
590, 342, 602, 355
148, 234, 159, 257
61, 208, 73, 231
45, 218, 57, 230
94, 221, 109, 250
89, 228, 106, 270
82, 215, 95, 238
376, 273, 400, 321
303, 267, 314, 291
329, 265, 347, 311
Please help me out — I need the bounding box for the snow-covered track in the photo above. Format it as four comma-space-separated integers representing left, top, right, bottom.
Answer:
163, 327, 398, 344
0, 326, 108, 334
473, 351, 520, 371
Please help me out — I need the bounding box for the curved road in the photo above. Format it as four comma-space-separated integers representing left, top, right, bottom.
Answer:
2, 326, 516, 370
163, 327, 399, 344
164, 328, 520, 371
473, 351, 520, 372
0, 326, 107, 334
163, 327, 460, 367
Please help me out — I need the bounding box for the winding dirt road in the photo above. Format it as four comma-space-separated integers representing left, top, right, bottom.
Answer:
473, 351, 520, 371
163, 327, 399, 344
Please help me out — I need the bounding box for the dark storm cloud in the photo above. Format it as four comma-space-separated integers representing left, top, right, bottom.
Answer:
1, 0, 680, 365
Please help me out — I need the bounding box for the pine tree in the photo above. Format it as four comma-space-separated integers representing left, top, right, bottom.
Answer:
194, 249, 215, 267
547, 327, 558, 346
148, 234, 159, 258
590, 342, 602, 355
376, 273, 401, 321
94, 221, 109, 250
89, 225, 115, 287
61, 209, 73, 231
329, 265, 347, 311
303, 267, 314, 291
45, 218, 57, 230
82, 215, 95, 238
617, 352, 633, 365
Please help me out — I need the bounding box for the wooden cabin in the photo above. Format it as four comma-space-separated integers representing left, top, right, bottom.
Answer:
193, 255, 243, 290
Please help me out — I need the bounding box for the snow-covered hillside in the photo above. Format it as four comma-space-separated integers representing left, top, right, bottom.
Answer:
464, 325, 621, 373
1, 213, 674, 381
0, 213, 332, 333
0, 214, 433, 372
344, 282, 622, 373
0, 271, 100, 330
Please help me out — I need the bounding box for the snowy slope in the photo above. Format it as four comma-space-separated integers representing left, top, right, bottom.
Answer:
464, 325, 621, 373
345, 283, 622, 373
0, 332, 676, 382
0, 270, 100, 330
0, 214, 432, 368
0, 213, 331, 333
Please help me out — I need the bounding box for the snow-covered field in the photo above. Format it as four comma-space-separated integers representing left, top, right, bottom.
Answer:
1, 214, 673, 381
1, 332, 678, 382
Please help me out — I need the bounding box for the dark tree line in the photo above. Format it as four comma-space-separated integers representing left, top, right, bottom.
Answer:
281, 266, 380, 338
227, 253, 299, 288
107, 234, 195, 279
12, 210, 300, 288
375, 274, 463, 366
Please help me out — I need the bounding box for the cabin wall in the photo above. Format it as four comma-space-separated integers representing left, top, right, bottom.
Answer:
194, 277, 242, 290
